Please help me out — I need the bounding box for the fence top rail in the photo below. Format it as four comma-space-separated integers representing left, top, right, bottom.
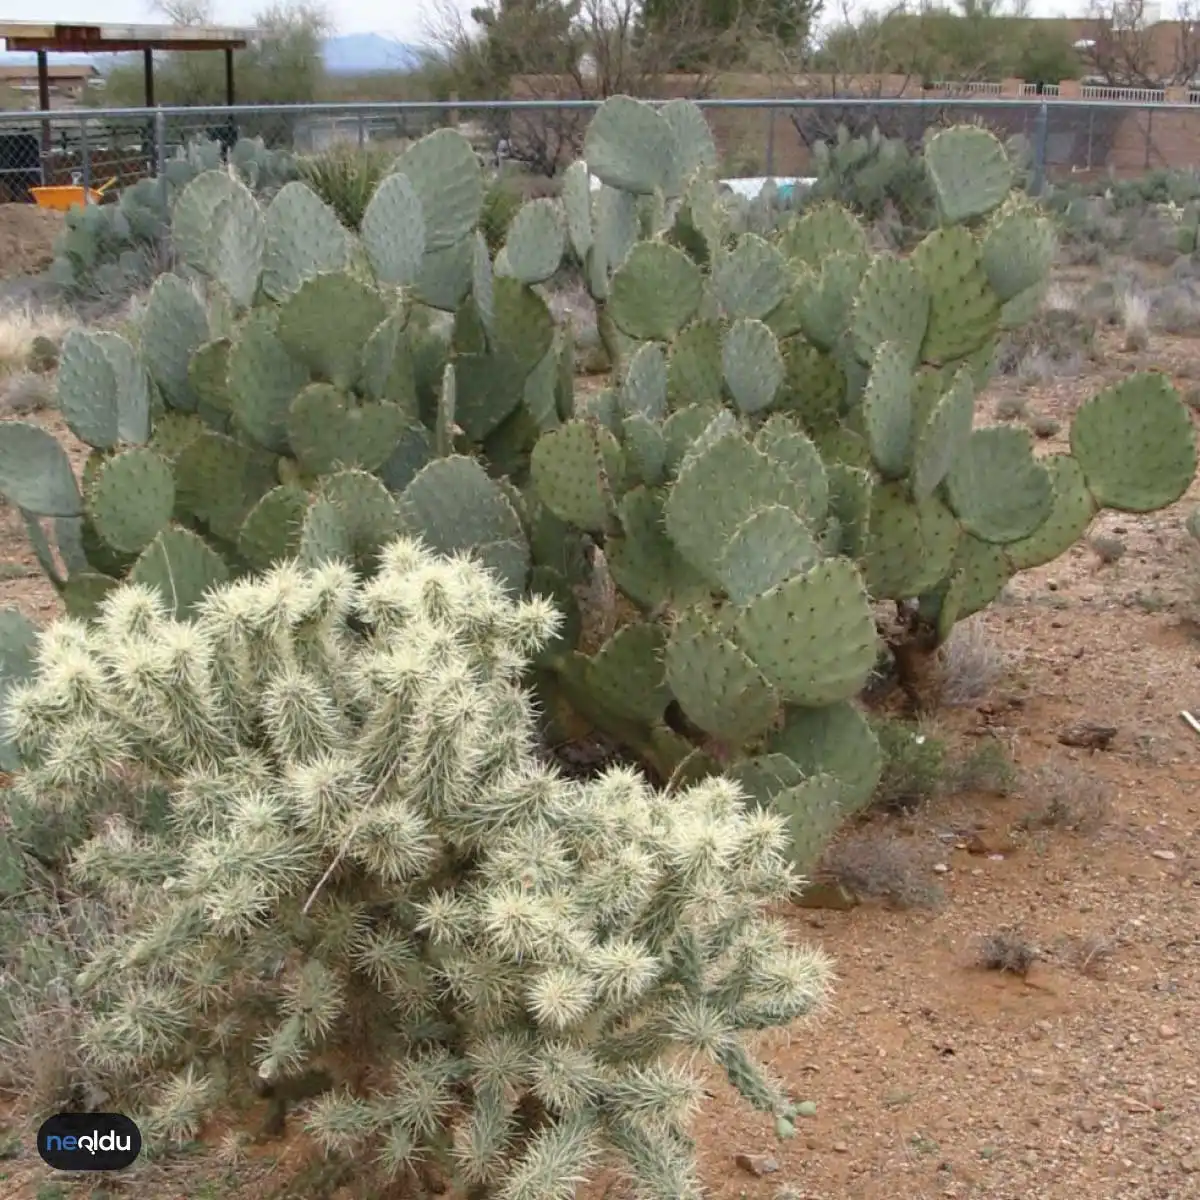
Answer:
0, 93, 1199, 123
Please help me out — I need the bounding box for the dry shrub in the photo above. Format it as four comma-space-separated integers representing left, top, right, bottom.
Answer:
1148, 280, 1200, 335
1126, 210, 1183, 265
1018, 763, 1112, 833
997, 287, 1094, 381
938, 617, 1007, 707
993, 393, 1028, 421
0, 303, 72, 379
0, 371, 53, 416
976, 928, 1039, 975
822, 830, 942, 909
1120, 289, 1151, 351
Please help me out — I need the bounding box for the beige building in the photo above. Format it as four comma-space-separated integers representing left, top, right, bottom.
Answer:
0, 62, 101, 108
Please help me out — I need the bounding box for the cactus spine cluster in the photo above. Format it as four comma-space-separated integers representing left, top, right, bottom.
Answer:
0, 94, 1195, 869
4, 546, 828, 1196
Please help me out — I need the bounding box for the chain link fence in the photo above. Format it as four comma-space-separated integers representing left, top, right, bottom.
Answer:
0, 95, 1197, 203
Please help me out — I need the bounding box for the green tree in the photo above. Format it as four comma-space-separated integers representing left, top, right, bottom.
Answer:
100, 0, 331, 108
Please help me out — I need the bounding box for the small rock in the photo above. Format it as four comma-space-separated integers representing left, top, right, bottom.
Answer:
1159, 1023, 1179, 1039
734, 1153, 779, 1177
1151, 849, 1177, 861
833, 1141, 849, 1153
1180, 1154, 1200, 1174
933, 862, 949, 874
1077, 1112, 1102, 1133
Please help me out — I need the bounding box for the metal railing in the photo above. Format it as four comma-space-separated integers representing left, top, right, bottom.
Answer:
1, 93, 1199, 202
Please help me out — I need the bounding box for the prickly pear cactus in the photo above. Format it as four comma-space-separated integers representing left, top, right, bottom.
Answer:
4, 120, 573, 629
50, 134, 296, 297
5, 95, 1196, 874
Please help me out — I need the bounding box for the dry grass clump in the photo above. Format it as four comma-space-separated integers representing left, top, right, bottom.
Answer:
938, 617, 1008, 707
822, 830, 943, 909
0, 303, 73, 380
1120, 288, 1151, 351
976, 928, 1039, 976
1017, 763, 1113, 834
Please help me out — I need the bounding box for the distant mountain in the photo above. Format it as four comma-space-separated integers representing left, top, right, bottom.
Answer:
321, 34, 422, 74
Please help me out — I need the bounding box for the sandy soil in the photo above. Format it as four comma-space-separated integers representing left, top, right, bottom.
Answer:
0, 326, 1198, 1200
0, 204, 64, 281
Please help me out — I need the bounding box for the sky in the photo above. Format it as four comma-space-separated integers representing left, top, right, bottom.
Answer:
0, 0, 1160, 49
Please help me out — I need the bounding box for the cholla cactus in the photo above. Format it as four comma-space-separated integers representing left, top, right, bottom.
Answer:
4, 540, 829, 1197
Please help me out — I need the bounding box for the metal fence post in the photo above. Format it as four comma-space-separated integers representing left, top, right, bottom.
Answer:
357, 111, 366, 149
1031, 102, 1048, 195
80, 119, 91, 202
765, 103, 776, 177
155, 107, 168, 208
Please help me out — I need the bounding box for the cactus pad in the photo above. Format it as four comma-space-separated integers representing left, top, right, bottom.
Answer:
360, 172, 426, 287
861, 342, 915, 479
531, 420, 621, 533
237, 484, 308, 571
981, 201, 1057, 302
227, 310, 310, 454
944, 426, 1054, 543
607, 242, 703, 341
912, 227, 999, 364
171, 170, 264, 308
286, 384, 407, 475
583, 94, 676, 195
174, 431, 277, 544
396, 455, 529, 592
584, 622, 672, 725
659, 97, 718, 190
714, 506, 821, 604
86, 447, 175, 554
561, 160, 593, 260
621, 342, 669, 419
665, 433, 807, 577
503, 198, 567, 285
753, 416, 829, 527
606, 486, 708, 610
276, 272, 388, 388
1069, 372, 1197, 511
668, 320, 724, 406
712, 234, 792, 320
722, 318, 784, 414
140, 274, 210, 411
130, 526, 231, 619
771, 774, 849, 876
852, 256, 929, 366
1003, 454, 1098, 571
0, 422, 81, 516
924, 125, 1013, 225
394, 127, 484, 250
319, 470, 403, 567
57, 329, 150, 449
910, 366, 975, 503
778, 202, 868, 269
260, 183, 352, 302
768, 702, 883, 812
665, 607, 782, 742
733, 559, 878, 707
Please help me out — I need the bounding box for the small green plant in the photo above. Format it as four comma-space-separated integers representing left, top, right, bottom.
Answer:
297, 143, 393, 231
479, 174, 525, 254
870, 720, 946, 812
6, 545, 830, 1195
946, 737, 1017, 794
